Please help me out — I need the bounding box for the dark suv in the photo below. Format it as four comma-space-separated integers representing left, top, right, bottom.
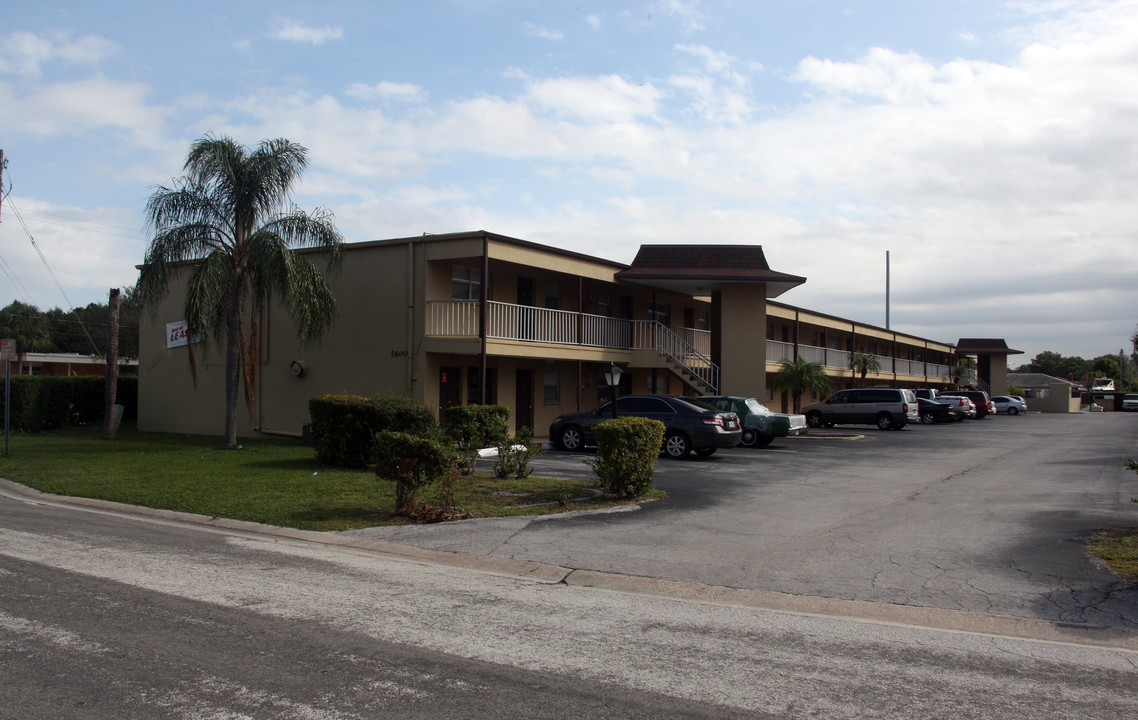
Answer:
801, 388, 919, 430
549, 395, 741, 459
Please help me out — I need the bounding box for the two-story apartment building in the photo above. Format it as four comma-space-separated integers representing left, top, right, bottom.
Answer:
137, 230, 972, 439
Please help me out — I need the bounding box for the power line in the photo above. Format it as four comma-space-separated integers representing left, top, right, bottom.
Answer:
5, 196, 101, 356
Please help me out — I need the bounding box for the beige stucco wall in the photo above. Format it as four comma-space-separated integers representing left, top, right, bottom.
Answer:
718, 283, 767, 398
139, 242, 421, 438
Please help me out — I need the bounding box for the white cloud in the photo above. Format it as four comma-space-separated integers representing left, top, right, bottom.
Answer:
524, 23, 563, 42
0, 31, 117, 76
585, 15, 603, 30
659, 0, 707, 32
270, 18, 343, 46
675, 43, 735, 74
0, 75, 167, 145
523, 75, 663, 122
346, 81, 427, 103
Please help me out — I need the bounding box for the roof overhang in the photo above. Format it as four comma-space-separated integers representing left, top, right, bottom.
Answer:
615, 245, 806, 298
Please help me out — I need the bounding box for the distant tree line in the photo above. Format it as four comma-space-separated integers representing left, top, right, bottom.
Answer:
0, 289, 141, 363
1013, 347, 1135, 389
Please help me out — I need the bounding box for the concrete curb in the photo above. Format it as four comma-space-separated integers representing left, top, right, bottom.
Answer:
4, 477, 1136, 652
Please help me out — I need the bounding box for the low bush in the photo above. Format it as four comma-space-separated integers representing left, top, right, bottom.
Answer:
309, 394, 437, 468
587, 416, 666, 497
493, 426, 543, 479
444, 404, 510, 474
375, 430, 457, 512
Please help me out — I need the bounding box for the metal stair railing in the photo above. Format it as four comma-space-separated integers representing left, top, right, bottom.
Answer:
647, 321, 719, 394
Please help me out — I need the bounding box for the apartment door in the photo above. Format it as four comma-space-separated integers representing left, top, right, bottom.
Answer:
517, 277, 535, 340
515, 369, 533, 432
439, 366, 461, 422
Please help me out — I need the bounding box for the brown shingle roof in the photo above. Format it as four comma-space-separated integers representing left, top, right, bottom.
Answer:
615, 245, 806, 297
956, 338, 1023, 355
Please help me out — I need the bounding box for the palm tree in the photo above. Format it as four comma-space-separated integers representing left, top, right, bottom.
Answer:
951, 356, 977, 388
0, 301, 53, 374
138, 136, 344, 448
772, 357, 832, 413
849, 351, 881, 387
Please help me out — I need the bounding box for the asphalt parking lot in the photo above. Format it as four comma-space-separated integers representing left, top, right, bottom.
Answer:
351, 411, 1138, 630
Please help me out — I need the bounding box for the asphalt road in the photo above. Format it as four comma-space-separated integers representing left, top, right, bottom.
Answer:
2, 483, 1137, 719
356, 411, 1138, 630
1, 410, 1137, 717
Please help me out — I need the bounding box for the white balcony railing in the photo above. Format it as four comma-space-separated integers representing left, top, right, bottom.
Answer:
766, 339, 952, 381
426, 300, 945, 385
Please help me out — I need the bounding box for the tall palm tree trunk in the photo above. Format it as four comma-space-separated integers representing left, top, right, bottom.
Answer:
224, 277, 243, 448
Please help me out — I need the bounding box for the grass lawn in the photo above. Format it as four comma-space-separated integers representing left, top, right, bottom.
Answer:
1087, 528, 1138, 582
0, 424, 657, 531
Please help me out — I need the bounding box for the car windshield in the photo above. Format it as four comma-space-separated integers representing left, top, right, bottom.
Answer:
744, 398, 772, 415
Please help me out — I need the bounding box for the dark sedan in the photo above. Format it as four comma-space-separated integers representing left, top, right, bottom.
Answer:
549, 394, 741, 459
917, 397, 955, 425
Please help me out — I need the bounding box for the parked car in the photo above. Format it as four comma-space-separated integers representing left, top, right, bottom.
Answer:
701, 395, 808, 447
916, 397, 955, 424
1122, 394, 1138, 411
802, 388, 919, 430
990, 395, 1028, 415
549, 394, 742, 459
1091, 377, 1116, 392
915, 389, 974, 421
940, 390, 993, 418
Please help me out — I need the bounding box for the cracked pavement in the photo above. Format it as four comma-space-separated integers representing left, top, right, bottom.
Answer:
347, 411, 1138, 631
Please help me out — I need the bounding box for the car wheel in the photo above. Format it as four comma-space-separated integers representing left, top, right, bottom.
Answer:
695, 447, 716, 457
920, 411, 936, 425
558, 425, 584, 451
1008, 407, 1020, 416
756, 436, 774, 448
663, 431, 691, 459
876, 413, 895, 431
739, 428, 759, 448
806, 411, 824, 428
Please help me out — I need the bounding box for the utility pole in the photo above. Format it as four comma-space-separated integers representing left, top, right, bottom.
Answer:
0, 148, 6, 225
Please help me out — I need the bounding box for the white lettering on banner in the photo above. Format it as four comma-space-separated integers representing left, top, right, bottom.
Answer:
166, 321, 200, 349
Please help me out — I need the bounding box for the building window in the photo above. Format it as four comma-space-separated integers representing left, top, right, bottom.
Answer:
545, 281, 559, 310
648, 372, 670, 395
767, 322, 774, 340
597, 292, 611, 317
452, 265, 481, 300
543, 370, 560, 403
698, 310, 708, 331
650, 302, 670, 325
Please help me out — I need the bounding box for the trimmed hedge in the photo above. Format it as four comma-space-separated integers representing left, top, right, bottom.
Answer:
309, 394, 437, 468
0, 375, 137, 432
444, 404, 510, 474
587, 416, 666, 497
375, 430, 457, 511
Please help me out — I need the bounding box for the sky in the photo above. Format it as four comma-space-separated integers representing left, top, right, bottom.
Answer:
2, 0, 1138, 364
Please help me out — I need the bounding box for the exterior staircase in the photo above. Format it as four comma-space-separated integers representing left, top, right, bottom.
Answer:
651, 322, 719, 394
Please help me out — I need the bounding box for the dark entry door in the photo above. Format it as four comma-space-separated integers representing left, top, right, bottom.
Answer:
515, 369, 533, 432
439, 366, 461, 421
517, 277, 535, 340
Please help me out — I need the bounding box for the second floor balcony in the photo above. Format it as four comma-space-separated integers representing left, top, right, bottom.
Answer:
766, 339, 951, 380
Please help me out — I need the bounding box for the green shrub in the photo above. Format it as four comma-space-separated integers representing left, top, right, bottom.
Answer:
493, 426, 543, 479
0, 375, 138, 432
444, 404, 510, 474
587, 416, 665, 497
309, 394, 437, 468
375, 430, 457, 512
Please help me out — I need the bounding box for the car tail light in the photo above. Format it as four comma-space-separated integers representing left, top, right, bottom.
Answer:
902, 402, 909, 412
702, 416, 725, 427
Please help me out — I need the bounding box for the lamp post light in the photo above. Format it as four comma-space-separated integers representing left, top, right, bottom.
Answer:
603, 363, 623, 419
